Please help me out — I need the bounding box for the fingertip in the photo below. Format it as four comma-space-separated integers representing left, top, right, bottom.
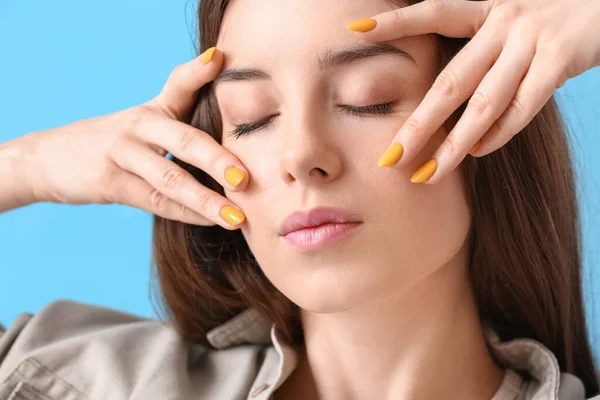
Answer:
196, 47, 224, 71
410, 159, 437, 183
224, 166, 248, 190
202, 47, 225, 68
201, 47, 217, 64
220, 205, 246, 227
377, 142, 404, 167
347, 18, 377, 32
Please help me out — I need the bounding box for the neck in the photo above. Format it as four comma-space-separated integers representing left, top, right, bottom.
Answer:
278, 258, 505, 400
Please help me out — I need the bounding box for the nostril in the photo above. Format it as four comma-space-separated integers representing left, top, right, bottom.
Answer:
315, 167, 327, 176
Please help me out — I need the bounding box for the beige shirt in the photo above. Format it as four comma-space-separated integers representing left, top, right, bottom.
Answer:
0, 300, 593, 399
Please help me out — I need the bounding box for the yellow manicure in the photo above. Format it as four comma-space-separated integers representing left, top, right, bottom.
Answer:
468, 140, 481, 155
225, 167, 245, 187
411, 159, 437, 183
202, 47, 217, 64
347, 18, 377, 32
220, 206, 246, 226
377, 143, 404, 167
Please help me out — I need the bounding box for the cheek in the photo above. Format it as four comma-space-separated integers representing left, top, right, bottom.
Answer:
223, 140, 281, 242
227, 126, 470, 312
224, 120, 470, 307
362, 129, 471, 282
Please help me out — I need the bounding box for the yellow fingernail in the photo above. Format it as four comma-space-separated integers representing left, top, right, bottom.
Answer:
411, 159, 437, 183
377, 143, 404, 167
347, 18, 377, 32
202, 47, 217, 64
225, 167, 245, 187
468, 140, 481, 155
220, 206, 246, 226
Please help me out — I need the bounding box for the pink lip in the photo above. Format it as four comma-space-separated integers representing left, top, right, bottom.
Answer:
279, 207, 363, 250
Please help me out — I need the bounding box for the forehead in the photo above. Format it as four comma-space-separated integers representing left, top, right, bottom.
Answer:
216, 0, 400, 66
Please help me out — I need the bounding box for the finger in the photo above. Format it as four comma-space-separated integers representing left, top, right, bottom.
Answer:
150, 145, 168, 157
377, 23, 501, 169
423, 37, 535, 184
473, 54, 561, 155
154, 47, 224, 121
114, 171, 215, 226
129, 112, 249, 192
348, 0, 493, 39
112, 140, 246, 229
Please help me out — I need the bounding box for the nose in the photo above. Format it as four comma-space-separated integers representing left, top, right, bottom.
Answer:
279, 116, 343, 187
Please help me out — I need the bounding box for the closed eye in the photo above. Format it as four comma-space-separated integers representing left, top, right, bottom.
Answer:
338, 102, 394, 117
228, 102, 395, 138
229, 114, 279, 138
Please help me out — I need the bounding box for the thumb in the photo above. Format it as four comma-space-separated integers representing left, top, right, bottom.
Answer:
153, 47, 224, 121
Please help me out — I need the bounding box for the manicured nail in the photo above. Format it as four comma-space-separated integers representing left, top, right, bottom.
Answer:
377, 143, 404, 167
411, 159, 437, 183
220, 206, 246, 226
202, 47, 217, 64
347, 18, 377, 32
225, 167, 245, 187
468, 140, 481, 155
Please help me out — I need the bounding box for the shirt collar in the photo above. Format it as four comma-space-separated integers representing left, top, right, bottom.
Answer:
206, 307, 298, 399
206, 308, 585, 399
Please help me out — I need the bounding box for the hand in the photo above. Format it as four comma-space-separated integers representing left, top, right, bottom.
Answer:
16, 47, 247, 228
348, 0, 600, 184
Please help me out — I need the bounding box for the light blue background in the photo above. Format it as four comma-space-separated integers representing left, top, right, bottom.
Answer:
1, 0, 599, 361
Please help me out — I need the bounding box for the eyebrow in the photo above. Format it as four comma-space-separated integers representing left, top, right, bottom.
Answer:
213, 43, 416, 86
318, 42, 416, 69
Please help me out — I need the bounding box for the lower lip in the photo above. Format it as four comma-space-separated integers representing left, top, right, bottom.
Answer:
283, 222, 362, 250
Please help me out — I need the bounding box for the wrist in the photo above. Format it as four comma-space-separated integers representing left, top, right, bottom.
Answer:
0, 135, 40, 210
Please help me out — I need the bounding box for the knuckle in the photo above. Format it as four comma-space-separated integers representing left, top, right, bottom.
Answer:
177, 129, 199, 151
441, 134, 459, 156
489, 119, 504, 138
196, 192, 213, 215
432, 69, 461, 99
106, 137, 125, 164
149, 189, 168, 213
176, 203, 190, 220
507, 96, 528, 120
468, 91, 492, 116
426, 0, 446, 13
490, 2, 520, 25
392, 9, 405, 26
123, 106, 150, 134
207, 150, 226, 171
161, 167, 186, 190
100, 159, 119, 184
400, 118, 423, 137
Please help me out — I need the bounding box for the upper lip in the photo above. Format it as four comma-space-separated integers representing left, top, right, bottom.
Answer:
279, 207, 363, 236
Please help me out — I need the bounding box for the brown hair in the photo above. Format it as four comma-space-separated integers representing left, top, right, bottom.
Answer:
151, 0, 599, 396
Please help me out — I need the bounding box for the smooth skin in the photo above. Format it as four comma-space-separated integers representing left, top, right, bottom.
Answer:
354, 0, 600, 184
0, 48, 247, 228
1, 0, 599, 222
0, 1, 598, 399
214, 0, 502, 398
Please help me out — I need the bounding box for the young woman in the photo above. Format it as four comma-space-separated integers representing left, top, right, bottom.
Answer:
1, 0, 600, 399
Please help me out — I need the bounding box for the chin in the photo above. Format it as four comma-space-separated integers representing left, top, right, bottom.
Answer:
274, 266, 390, 313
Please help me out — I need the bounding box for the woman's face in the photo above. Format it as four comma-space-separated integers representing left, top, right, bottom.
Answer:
215, 0, 472, 312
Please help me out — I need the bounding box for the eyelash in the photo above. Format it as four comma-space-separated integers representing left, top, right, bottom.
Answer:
229, 102, 395, 138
